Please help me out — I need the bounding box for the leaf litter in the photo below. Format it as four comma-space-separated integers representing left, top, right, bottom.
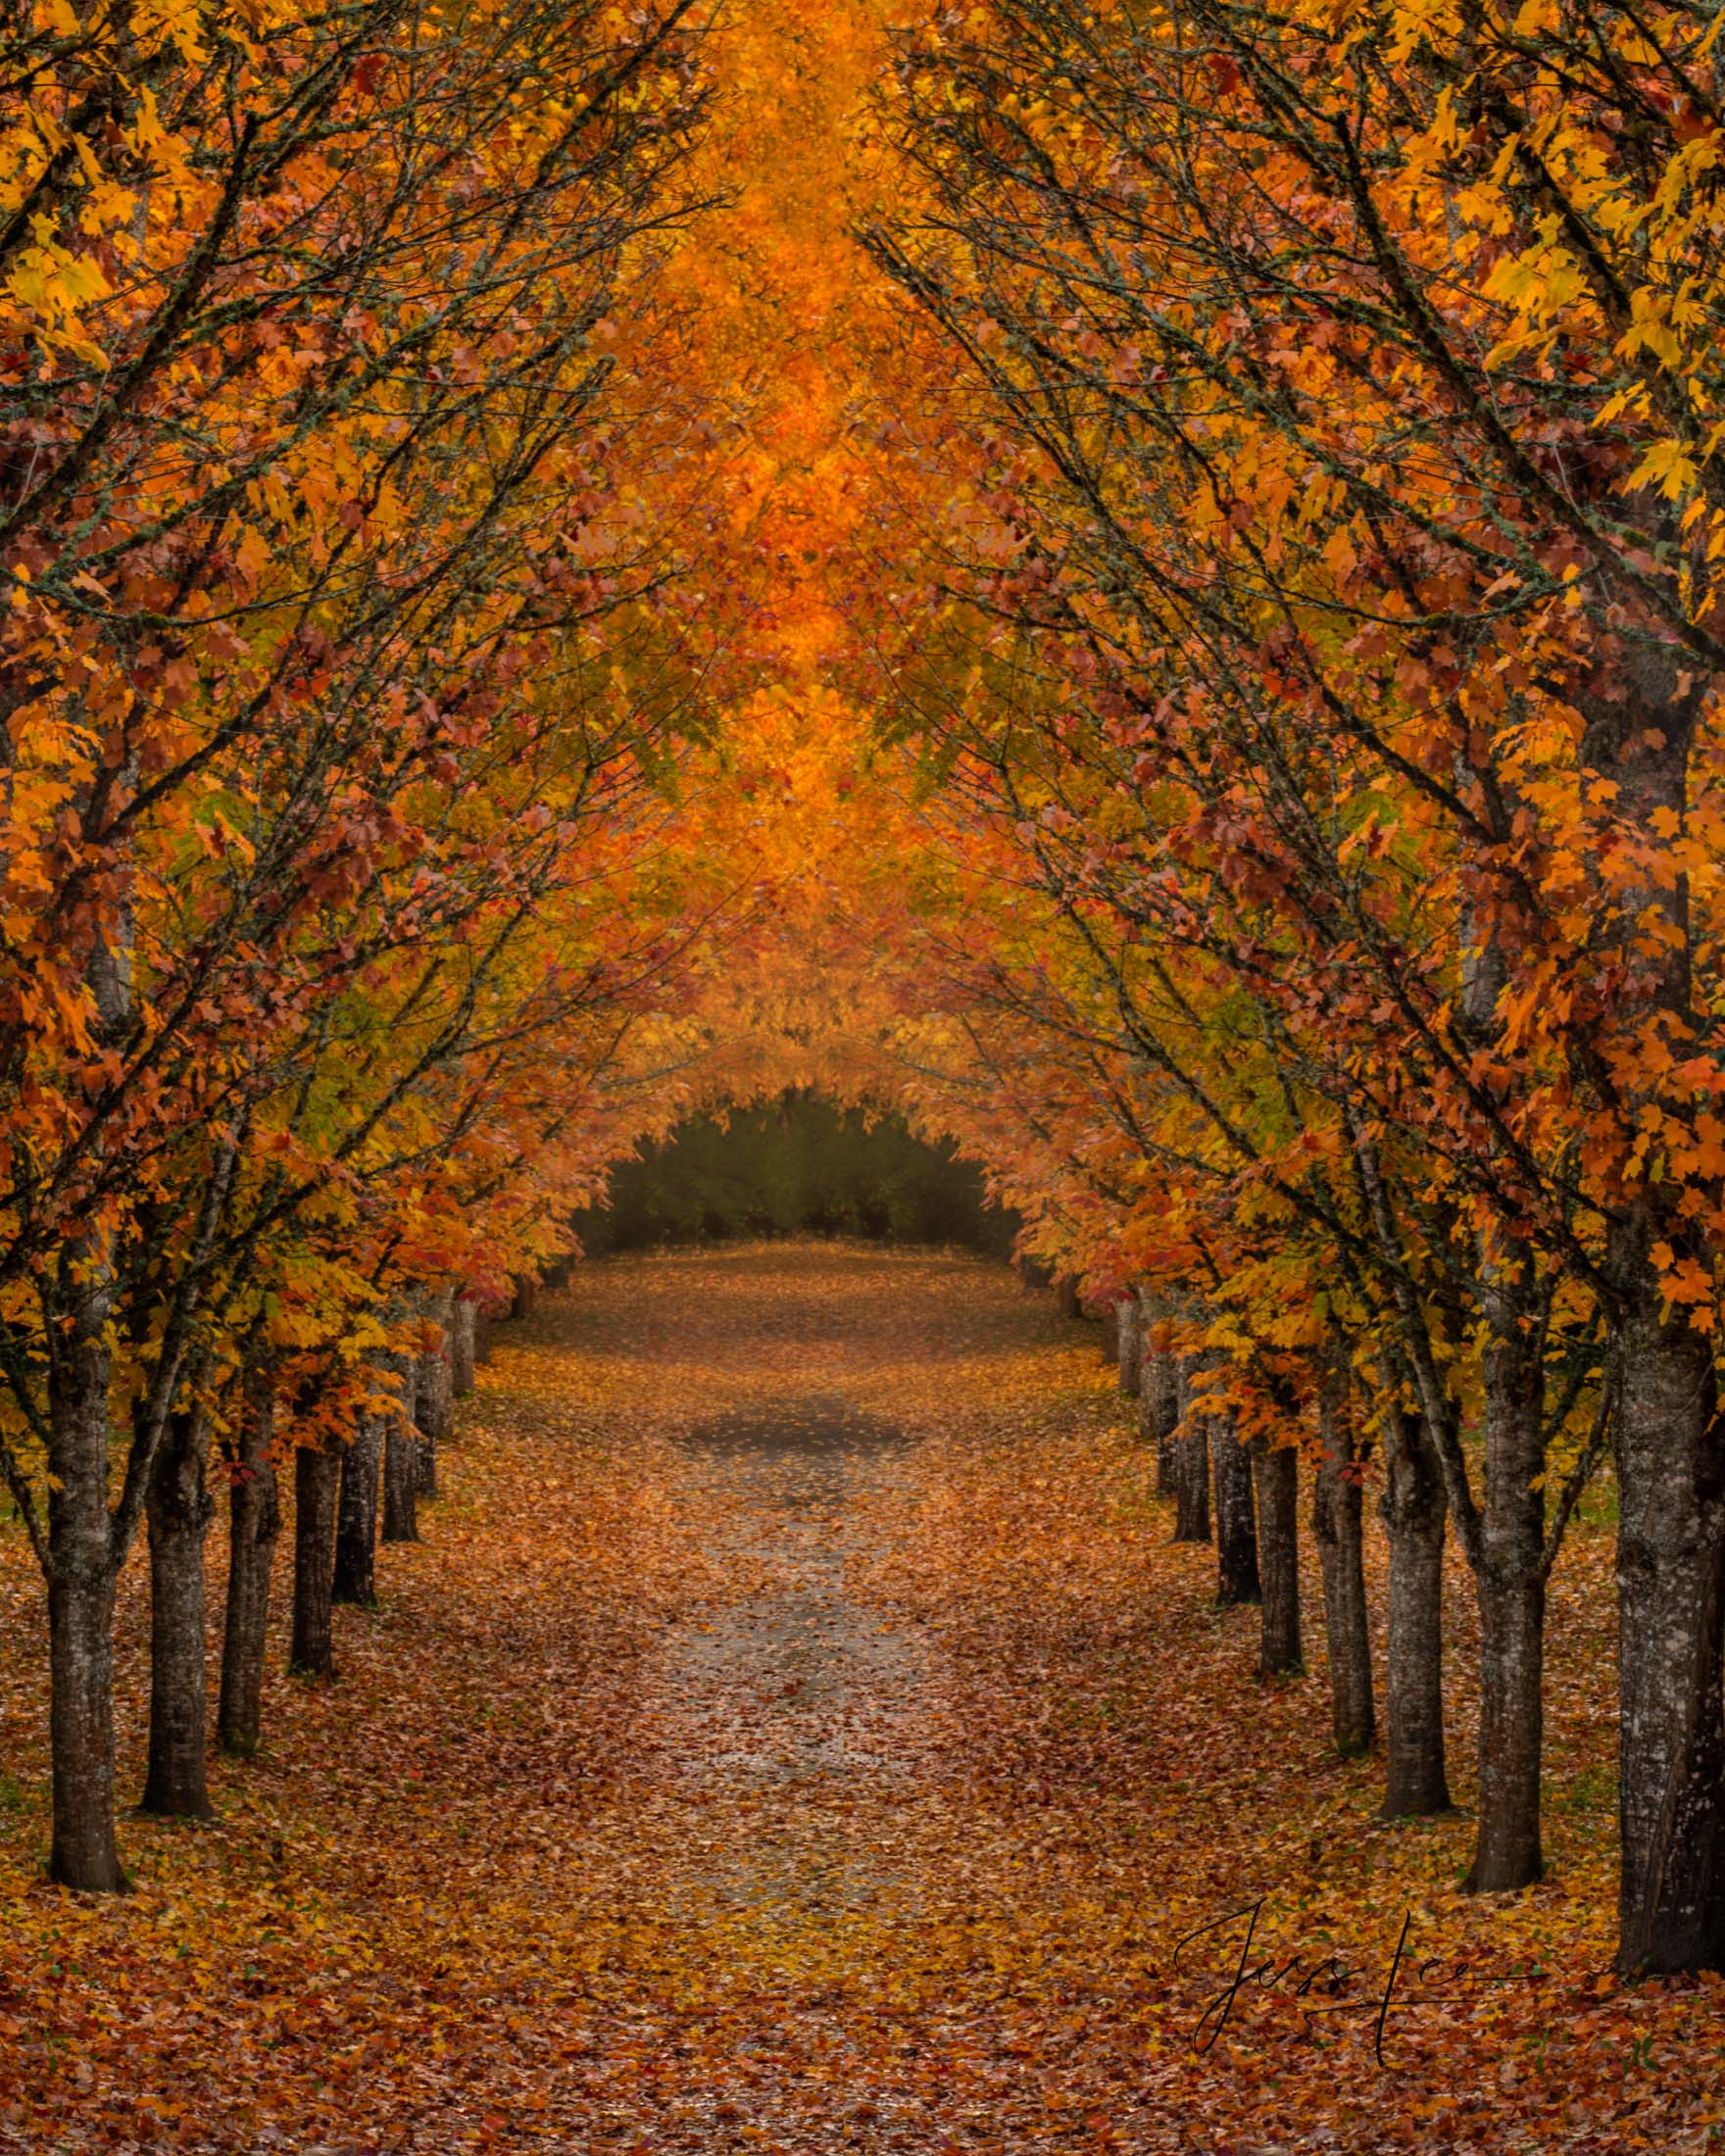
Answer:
0, 1242, 1720, 2151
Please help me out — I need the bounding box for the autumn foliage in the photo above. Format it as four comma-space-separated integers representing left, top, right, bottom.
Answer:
2, 0, 716, 1889
2, 0, 1725, 2130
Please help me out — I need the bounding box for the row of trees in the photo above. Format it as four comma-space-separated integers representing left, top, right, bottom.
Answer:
856, 0, 1725, 1976
2, 0, 715, 1890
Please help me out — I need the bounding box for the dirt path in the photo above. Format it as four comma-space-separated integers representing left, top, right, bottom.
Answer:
652, 1400, 933, 1914
0, 1244, 1714, 2154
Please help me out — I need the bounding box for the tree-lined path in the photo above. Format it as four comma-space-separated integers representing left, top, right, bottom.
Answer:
10, 0, 1725, 2138
1, 1243, 1716, 2151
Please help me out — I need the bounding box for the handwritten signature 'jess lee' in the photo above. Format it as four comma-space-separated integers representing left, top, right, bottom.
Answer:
1170, 1898, 1547, 2066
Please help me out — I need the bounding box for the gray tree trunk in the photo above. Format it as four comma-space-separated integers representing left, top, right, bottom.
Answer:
450, 1297, 478, 1397
1140, 1297, 1181, 1496
381, 1353, 419, 1544
1210, 1411, 1260, 1607
1576, 604, 1725, 1974
1466, 1268, 1549, 1891
415, 1289, 454, 1498
1116, 1294, 1142, 1397
46, 1566, 123, 1890
1380, 1402, 1452, 1816
1253, 1443, 1302, 1677
218, 1373, 279, 1757
142, 1406, 215, 1819
41, 783, 138, 1889
290, 1446, 340, 1680
331, 1411, 383, 1606
1612, 1240, 1725, 1973
44, 1233, 128, 1890
1312, 1383, 1375, 1755
1172, 1355, 1211, 1543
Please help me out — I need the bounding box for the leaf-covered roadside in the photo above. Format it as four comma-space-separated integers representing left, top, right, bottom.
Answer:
0, 1245, 1718, 2151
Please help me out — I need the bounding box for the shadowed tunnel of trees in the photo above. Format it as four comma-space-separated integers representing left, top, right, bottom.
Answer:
579, 1092, 1019, 1256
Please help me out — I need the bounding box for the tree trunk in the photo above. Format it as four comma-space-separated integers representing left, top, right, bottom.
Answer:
46, 1567, 124, 1891
331, 1411, 383, 1606
142, 1407, 215, 1820
1466, 1270, 1549, 1892
1574, 602, 1725, 1974
1171, 1354, 1211, 1543
1135, 1366, 1162, 1475
1253, 1443, 1302, 1677
472, 1307, 495, 1367
45, 1236, 127, 1891
1380, 1403, 1452, 1817
290, 1446, 340, 1681
1312, 1385, 1375, 1756
382, 1355, 419, 1544
39, 791, 137, 1891
1210, 1412, 1260, 1607
451, 1297, 478, 1397
1141, 1298, 1181, 1496
509, 1273, 537, 1322
1056, 1276, 1080, 1321
1612, 1241, 1725, 1973
1099, 1298, 1120, 1367
218, 1376, 279, 1758
1116, 1294, 1142, 1396
415, 1289, 454, 1499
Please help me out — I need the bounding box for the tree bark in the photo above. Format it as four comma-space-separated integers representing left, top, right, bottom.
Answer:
1116, 1293, 1142, 1396
1612, 1245, 1725, 1973
331, 1411, 383, 1606
1253, 1442, 1302, 1677
218, 1373, 279, 1757
450, 1296, 478, 1397
1312, 1384, 1375, 1756
473, 1306, 495, 1367
1141, 1297, 1181, 1496
415, 1289, 454, 1498
1466, 1268, 1549, 1892
1171, 1354, 1211, 1543
1577, 602, 1725, 1973
1099, 1298, 1120, 1368
290, 1446, 340, 1681
1380, 1402, 1452, 1816
44, 1235, 128, 1891
1055, 1276, 1081, 1321
1174, 1425, 1210, 1542
1450, 866, 1550, 1892
1210, 1411, 1260, 1607
509, 1273, 537, 1322
381, 1354, 419, 1544
46, 1566, 124, 1890
141, 1406, 215, 1820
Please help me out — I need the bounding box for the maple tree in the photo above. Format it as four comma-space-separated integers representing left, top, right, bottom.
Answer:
1, 0, 717, 1887
848, 0, 1725, 1975
1, 4, 1724, 2145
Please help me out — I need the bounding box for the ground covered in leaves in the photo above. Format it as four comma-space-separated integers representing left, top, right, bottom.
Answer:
0, 1244, 1720, 2151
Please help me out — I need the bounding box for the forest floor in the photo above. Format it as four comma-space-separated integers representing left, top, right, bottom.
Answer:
0, 1242, 1722, 2153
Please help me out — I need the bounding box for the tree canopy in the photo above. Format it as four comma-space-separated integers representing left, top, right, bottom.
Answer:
4, 0, 1725, 1985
